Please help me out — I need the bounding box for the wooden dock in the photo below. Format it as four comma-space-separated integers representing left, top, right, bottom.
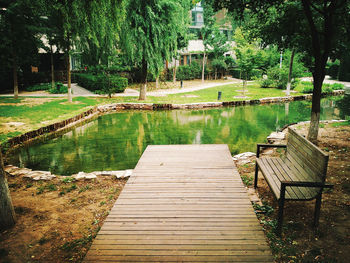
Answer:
84, 145, 273, 262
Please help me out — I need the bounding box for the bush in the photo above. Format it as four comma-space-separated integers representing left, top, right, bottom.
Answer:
26, 83, 51, 92
189, 61, 202, 79
73, 73, 128, 95
259, 67, 297, 89
49, 82, 68, 94
297, 81, 344, 93
26, 82, 68, 94
176, 65, 193, 80
73, 73, 98, 91
326, 60, 340, 79
97, 75, 128, 97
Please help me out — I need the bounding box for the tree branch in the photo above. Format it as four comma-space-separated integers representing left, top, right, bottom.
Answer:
301, 0, 321, 59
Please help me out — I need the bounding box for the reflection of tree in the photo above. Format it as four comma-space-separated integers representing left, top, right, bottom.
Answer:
9, 98, 343, 175
336, 95, 350, 119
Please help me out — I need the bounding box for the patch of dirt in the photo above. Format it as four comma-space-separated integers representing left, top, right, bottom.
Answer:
0, 98, 58, 107
181, 95, 199, 98
0, 176, 127, 262
237, 123, 350, 262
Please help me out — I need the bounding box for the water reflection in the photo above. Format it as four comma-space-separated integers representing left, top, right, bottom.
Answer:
8, 97, 345, 175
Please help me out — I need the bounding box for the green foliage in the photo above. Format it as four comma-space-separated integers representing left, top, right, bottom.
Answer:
240, 175, 253, 186
176, 65, 193, 81
296, 82, 344, 94
61, 235, 93, 252
26, 82, 68, 94
189, 61, 202, 79
74, 73, 127, 94
49, 82, 68, 94
61, 177, 75, 184
211, 58, 227, 72
171, 61, 203, 81
121, 0, 190, 78
96, 74, 129, 97
327, 60, 340, 79
26, 83, 51, 92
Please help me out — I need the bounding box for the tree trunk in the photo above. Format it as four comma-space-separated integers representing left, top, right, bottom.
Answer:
66, 52, 72, 103
201, 53, 206, 83
286, 49, 295, 96
215, 68, 217, 80
139, 59, 147, 100
50, 45, 55, 90
13, 56, 18, 99
155, 76, 159, 90
173, 58, 177, 84
307, 71, 324, 143
0, 147, 16, 230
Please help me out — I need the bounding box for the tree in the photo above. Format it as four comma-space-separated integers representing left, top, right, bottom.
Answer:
121, 0, 189, 100
0, 0, 44, 99
201, 0, 216, 82
213, 0, 350, 143
207, 26, 229, 79
44, 0, 126, 102
0, 147, 16, 230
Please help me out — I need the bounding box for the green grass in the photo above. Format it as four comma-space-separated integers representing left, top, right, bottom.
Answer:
146, 82, 303, 104
330, 120, 350, 127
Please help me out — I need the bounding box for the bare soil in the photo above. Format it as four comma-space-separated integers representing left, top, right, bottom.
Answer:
237, 123, 350, 263
0, 176, 127, 262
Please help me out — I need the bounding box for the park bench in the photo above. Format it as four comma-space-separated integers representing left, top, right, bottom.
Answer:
254, 127, 333, 235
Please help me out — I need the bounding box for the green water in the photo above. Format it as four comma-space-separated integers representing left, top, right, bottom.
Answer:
8, 97, 347, 175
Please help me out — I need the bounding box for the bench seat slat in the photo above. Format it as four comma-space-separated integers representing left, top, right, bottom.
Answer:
256, 158, 282, 198
257, 157, 321, 200
270, 158, 309, 199
275, 158, 320, 200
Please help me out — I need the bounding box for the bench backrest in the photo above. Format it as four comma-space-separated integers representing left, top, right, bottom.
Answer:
286, 127, 329, 183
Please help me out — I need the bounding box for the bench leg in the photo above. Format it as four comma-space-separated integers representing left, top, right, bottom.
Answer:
254, 163, 259, 189
277, 197, 285, 236
314, 193, 322, 227
277, 184, 286, 236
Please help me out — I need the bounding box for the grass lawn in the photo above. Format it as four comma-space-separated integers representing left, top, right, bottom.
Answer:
147, 82, 302, 103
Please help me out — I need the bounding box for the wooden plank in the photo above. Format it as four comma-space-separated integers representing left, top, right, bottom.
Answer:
84, 145, 272, 262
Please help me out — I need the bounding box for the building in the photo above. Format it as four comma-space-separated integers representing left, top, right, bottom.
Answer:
174, 2, 234, 68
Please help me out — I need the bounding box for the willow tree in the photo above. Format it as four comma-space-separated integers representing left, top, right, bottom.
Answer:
46, 0, 126, 102
121, 0, 189, 100
213, 0, 350, 143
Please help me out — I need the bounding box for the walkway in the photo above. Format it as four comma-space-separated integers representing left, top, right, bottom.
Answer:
84, 144, 273, 262
116, 78, 242, 97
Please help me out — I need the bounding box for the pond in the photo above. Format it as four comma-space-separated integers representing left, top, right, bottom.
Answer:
8, 96, 349, 175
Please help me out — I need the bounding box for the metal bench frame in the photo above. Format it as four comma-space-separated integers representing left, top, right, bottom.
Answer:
254, 127, 333, 236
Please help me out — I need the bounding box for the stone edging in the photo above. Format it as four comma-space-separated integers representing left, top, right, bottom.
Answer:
3, 90, 344, 151
4, 164, 132, 181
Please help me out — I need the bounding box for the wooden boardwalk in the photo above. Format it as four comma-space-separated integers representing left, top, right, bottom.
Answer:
84, 145, 273, 262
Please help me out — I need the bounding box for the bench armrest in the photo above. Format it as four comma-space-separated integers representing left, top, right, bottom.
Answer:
279, 181, 333, 201
281, 181, 334, 188
256, 144, 287, 158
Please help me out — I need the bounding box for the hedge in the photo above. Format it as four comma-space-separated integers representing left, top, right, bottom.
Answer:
73, 73, 128, 93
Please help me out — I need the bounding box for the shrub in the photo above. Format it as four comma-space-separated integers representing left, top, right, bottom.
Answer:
326, 60, 340, 79
176, 65, 193, 80
189, 61, 202, 79
49, 82, 68, 94
26, 83, 51, 92
259, 67, 297, 89
96, 74, 128, 97
297, 81, 344, 93
73, 73, 128, 95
